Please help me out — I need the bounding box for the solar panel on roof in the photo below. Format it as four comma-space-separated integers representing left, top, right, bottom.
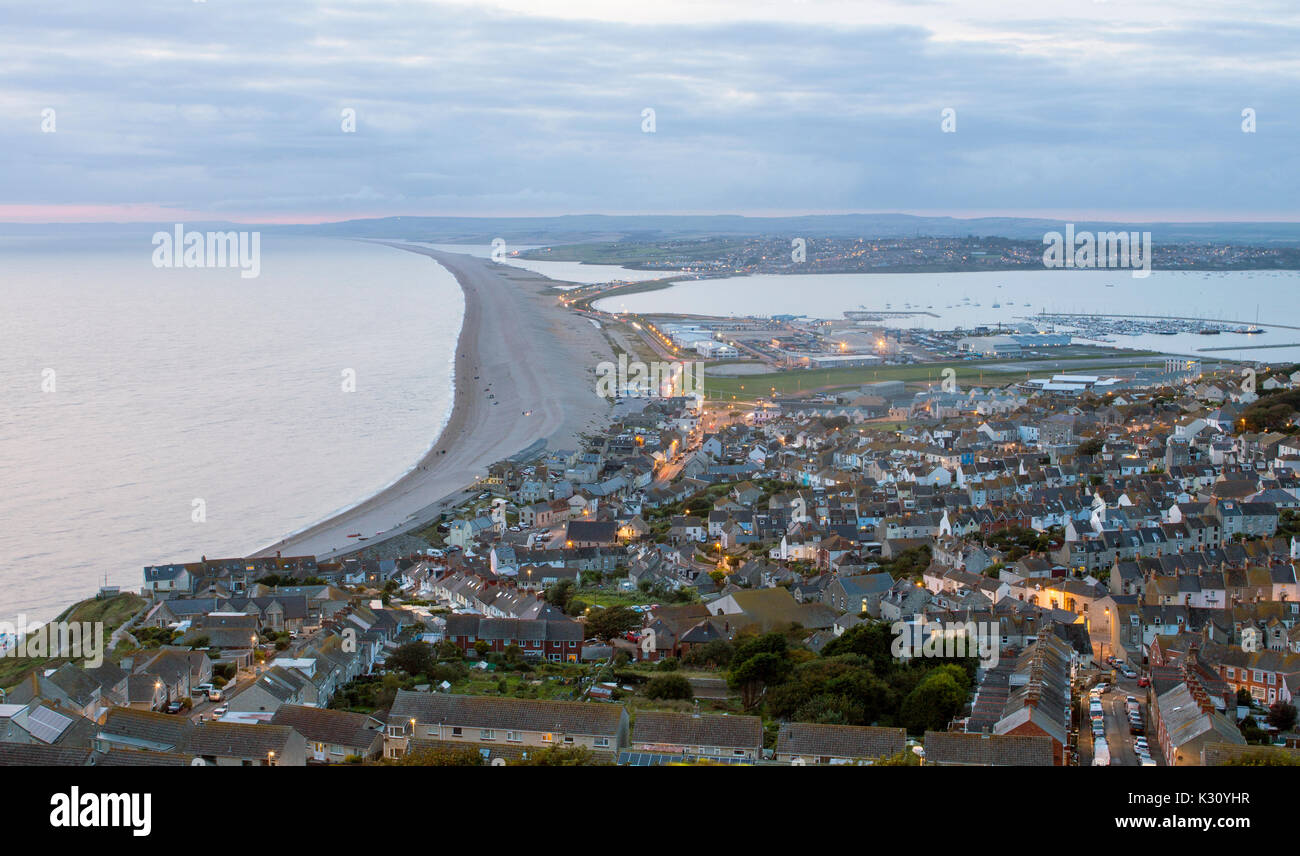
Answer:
617, 751, 748, 766
27, 705, 73, 744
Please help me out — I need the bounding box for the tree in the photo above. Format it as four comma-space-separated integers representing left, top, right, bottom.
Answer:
512, 746, 607, 766
1077, 437, 1105, 456
873, 748, 921, 766
380, 746, 484, 766
729, 651, 792, 709
899, 667, 967, 734
545, 579, 576, 613
1218, 748, 1300, 766
386, 641, 435, 677
1268, 701, 1298, 732
682, 639, 735, 669
644, 673, 694, 701
584, 605, 641, 641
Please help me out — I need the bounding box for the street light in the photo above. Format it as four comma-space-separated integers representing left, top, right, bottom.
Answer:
267, 750, 275, 766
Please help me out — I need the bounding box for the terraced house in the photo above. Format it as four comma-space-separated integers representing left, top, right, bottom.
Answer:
629, 711, 763, 760
443, 614, 585, 662
385, 691, 629, 760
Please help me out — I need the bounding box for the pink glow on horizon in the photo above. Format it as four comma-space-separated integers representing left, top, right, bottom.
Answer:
0, 204, 354, 225
2, 203, 1298, 226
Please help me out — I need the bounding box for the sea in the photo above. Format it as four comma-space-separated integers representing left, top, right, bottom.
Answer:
592, 268, 1300, 363
0, 233, 467, 625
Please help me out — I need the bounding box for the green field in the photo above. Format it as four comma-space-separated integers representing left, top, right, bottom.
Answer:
0, 592, 144, 689
699, 352, 1174, 400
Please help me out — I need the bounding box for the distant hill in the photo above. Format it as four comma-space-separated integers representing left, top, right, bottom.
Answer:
283, 214, 1300, 245
6, 213, 1300, 244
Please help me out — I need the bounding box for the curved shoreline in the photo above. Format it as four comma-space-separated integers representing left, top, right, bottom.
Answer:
251, 244, 613, 561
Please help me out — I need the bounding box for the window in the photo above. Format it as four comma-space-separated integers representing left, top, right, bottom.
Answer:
594, 738, 609, 747
480, 729, 494, 740
1226, 667, 1235, 678
542, 733, 553, 743
1253, 670, 1264, 683
507, 731, 521, 742
452, 727, 463, 737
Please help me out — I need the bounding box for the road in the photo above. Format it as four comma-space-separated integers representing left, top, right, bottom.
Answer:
1097, 672, 1167, 766
187, 667, 256, 722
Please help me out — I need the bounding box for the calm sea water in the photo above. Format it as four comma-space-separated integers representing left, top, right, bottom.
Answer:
0, 234, 461, 624
594, 269, 1300, 362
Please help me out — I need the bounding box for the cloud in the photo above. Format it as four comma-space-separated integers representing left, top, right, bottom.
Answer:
1, 0, 1296, 221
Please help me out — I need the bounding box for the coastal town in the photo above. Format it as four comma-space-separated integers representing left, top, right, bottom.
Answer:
6, 295, 1300, 769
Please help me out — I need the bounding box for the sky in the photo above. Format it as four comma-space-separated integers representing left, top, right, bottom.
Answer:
2, 0, 1297, 223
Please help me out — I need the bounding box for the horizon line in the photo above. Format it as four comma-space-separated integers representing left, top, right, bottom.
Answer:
4, 207, 1300, 228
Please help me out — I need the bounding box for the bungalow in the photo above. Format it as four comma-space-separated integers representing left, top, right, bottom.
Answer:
629, 711, 763, 760
270, 704, 384, 763
774, 722, 906, 765
384, 691, 629, 759
188, 721, 307, 766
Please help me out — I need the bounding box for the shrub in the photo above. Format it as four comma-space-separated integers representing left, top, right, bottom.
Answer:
644, 673, 694, 701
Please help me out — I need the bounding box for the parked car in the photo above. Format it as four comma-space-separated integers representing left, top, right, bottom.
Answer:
212, 704, 229, 718
193, 682, 213, 697
1137, 676, 1150, 687
1122, 668, 1138, 679
164, 702, 183, 715
207, 688, 224, 702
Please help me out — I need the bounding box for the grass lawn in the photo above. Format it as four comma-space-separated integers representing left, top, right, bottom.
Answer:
0, 592, 144, 689
576, 586, 658, 609
699, 352, 1174, 402
450, 663, 592, 701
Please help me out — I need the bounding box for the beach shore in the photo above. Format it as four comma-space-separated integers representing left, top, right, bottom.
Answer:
251, 245, 613, 560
